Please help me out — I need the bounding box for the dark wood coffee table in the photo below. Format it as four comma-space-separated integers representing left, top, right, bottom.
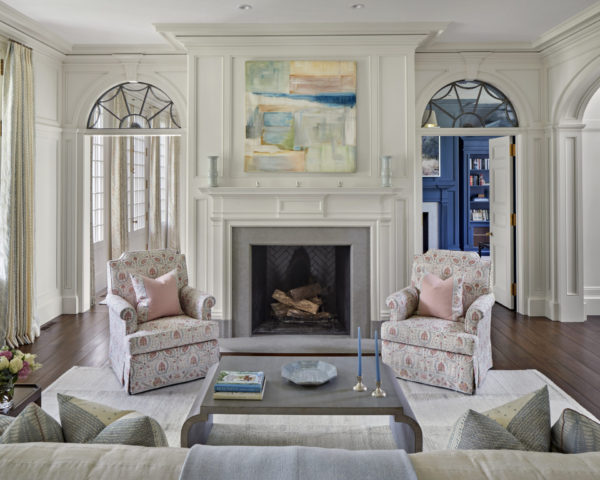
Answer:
181, 355, 422, 452
3, 384, 42, 417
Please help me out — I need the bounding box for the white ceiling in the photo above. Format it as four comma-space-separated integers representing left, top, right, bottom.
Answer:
3, 0, 598, 47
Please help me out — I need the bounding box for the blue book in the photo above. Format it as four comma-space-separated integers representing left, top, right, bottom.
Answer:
214, 371, 265, 393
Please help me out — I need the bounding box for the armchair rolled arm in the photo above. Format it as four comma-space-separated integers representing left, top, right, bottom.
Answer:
386, 286, 419, 321
106, 294, 138, 334
180, 286, 216, 321
464, 293, 495, 335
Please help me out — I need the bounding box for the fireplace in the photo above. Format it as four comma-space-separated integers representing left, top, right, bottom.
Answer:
251, 245, 351, 335
231, 227, 370, 337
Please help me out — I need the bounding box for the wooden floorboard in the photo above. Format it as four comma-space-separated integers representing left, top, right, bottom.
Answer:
17, 303, 600, 419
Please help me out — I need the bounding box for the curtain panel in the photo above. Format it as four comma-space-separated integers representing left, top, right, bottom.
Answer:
0, 41, 39, 347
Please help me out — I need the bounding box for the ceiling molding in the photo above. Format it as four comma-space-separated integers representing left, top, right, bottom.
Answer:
154, 22, 450, 49
417, 41, 536, 53
0, 1, 71, 55
69, 43, 183, 55
533, 2, 600, 51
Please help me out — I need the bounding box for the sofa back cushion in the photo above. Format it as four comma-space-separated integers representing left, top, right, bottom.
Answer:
107, 249, 188, 308
411, 249, 492, 311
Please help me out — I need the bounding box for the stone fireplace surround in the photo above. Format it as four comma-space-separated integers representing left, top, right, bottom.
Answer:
232, 227, 369, 337
196, 187, 408, 339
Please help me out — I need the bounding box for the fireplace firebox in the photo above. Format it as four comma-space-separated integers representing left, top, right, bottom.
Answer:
251, 245, 350, 335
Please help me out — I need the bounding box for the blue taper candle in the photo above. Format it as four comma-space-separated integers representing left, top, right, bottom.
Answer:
358, 327, 362, 377
374, 330, 381, 383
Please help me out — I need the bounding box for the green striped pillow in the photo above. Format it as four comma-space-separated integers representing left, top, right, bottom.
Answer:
58, 393, 167, 447
552, 408, 600, 453
0, 403, 64, 443
448, 386, 551, 451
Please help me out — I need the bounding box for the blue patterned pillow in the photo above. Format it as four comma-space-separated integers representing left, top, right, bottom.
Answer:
0, 403, 64, 443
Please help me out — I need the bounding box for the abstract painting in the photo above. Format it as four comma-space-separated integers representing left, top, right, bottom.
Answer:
422, 136, 441, 177
244, 60, 356, 173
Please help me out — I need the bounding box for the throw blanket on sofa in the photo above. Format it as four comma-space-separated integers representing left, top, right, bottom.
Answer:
179, 445, 417, 480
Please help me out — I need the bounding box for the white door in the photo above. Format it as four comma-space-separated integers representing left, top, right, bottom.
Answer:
91, 135, 110, 294
489, 136, 515, 309
128, 136, 149, 251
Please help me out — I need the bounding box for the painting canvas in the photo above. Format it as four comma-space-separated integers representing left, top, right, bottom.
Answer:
244, 60, 356, 173
422, 136, 441, 177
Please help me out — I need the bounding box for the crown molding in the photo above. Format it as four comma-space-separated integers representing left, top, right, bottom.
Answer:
417, 41, 536, 53
0, 1, 71, 55
155, 22, 449, 50
533, 2, 600, 52
69, 43, 183, 56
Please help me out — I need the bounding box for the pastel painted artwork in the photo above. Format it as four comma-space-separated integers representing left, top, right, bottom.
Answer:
244, 60, 357, 173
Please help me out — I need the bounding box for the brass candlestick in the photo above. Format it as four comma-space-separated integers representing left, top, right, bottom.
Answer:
371, 380, 386, 397
353, 375, 367, 392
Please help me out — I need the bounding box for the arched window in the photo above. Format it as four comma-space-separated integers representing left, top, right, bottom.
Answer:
422, 80, 518, 128
87, 82, 180, 129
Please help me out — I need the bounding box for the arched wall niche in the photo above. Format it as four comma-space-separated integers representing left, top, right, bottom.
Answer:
553, 53, 600, 123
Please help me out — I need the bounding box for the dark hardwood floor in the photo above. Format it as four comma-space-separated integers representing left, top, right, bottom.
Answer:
18, 304, 600, 419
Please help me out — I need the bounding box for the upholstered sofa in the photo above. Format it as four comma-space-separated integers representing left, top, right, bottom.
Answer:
382, 250, 493, 394
106, 249, 220, 394
1, 442, 600, 480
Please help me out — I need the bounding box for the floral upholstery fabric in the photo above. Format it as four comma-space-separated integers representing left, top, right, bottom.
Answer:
180, 286, 215, 321
126, 341, 219, 395
382, 341, 476, 394
383, 249, 494, 394
386, 287, 419, 321
381, 317, 477, 356
127, 316, 219, 356
107, 249, 219, 394
107, 249, 189, 309
106, 294, 137, 335
411, 250, 492, 311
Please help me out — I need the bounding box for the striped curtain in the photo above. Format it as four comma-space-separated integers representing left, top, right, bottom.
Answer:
0, 41, 39, 347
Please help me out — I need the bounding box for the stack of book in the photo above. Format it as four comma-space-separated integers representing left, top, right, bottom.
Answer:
213, 370, 266, 400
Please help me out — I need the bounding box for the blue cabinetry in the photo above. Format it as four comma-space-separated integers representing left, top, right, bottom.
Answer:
461, 137, 492, 255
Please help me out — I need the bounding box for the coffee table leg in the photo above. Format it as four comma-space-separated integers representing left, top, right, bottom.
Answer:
390, 414, 423, 453
181, 413, 213, 448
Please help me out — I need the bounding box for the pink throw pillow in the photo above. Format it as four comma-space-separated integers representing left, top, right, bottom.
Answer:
130, 269, 183, 323
417, 272, 463, 321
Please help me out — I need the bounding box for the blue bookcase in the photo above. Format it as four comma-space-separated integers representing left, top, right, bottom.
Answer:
462, 137, 492, 255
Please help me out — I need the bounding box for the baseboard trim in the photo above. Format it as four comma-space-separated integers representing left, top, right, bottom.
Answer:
62, 296, 79, 314
584, 295, 600, 316
526, 297, 547, 317
37, 295, 62, 327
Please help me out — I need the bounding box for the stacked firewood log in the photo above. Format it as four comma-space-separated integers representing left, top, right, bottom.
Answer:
271, 283, 332, 320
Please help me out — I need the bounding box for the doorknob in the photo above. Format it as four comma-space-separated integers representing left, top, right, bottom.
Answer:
485, 231, 493, 237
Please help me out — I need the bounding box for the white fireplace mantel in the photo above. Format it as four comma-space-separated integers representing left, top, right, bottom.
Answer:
193, 186, 410, 334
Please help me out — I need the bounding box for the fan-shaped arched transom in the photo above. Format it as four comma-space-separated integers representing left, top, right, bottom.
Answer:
87, 82, 180, 129
422, 80, 518, 128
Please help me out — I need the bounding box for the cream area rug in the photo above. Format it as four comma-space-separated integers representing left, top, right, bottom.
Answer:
42, 367, 597, 451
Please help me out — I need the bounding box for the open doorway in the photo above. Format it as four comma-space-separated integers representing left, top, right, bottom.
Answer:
421, 134, 517, 309
86, 81, 182, 301
582, 87, 600, 318
91, 135, 178, 297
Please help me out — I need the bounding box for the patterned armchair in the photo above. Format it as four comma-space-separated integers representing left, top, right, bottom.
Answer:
382, 250, 494, 394
106, 249, 220, 394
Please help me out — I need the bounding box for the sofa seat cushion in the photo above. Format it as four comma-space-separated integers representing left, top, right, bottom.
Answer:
127, 316, 219, 355
381, 317, 476, 356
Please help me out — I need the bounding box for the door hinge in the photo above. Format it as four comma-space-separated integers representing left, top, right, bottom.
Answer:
509, 143, 516, 157
510, 213, 517, 227
0, 120, 2, 137
145, 179, 148, 190
511, 283, 517, 296
0, 59, 3, 76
